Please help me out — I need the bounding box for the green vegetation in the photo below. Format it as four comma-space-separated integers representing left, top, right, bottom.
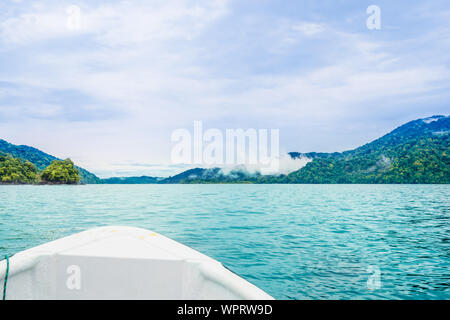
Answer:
0, 153, 38, 184
40, 159, 81, 184
284, 136, 449, 184
0, 139, 101, 184
378, 136, 449, 183
284, 119, 450, 184
0, 154, 80, 185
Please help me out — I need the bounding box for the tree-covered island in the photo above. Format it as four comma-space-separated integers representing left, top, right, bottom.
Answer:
0, 154, 80, 185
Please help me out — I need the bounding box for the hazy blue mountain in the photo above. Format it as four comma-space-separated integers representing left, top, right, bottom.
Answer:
101, 176, 161, 184
161, 168, 223, 183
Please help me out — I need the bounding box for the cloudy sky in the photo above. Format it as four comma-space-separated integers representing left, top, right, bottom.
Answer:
0, 0, 449, 177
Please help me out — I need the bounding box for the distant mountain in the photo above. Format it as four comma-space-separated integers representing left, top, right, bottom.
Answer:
158, 115, 449, 184
285, 115, 449, 183
161, 168, 222, 183
101, 176, 161, 184
0, 139, 101, 184
160, 167, 264, 184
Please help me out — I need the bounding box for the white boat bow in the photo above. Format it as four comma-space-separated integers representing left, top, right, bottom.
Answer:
0, 226, 273, 300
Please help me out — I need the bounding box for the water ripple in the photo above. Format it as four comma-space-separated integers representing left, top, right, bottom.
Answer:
0, 184, 449, 299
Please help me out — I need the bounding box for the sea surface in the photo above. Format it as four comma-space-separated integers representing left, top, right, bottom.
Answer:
0, 184, 449, 299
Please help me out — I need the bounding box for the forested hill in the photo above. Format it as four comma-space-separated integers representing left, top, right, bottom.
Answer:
285, 115, 449, 183
101, 176, 161, 184
0, 139, 100, 184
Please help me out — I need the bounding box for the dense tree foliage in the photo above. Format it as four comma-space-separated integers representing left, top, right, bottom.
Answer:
40, 159, 81, 184
0, 154, 81, 184
0, 153, 38, 184
0, 139, 55, 170
380, 136, 449, 183
0, 139, 101, 184
282, 116, 449, 183
284, 128, 449, 184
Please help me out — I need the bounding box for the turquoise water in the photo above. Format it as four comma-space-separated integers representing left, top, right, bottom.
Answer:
0, 184, 449, 299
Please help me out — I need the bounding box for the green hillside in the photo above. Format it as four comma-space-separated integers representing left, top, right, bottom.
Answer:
285, 115, 449, 183
0, 154, 81, 184
0, 139, 100, 184
0, 153, 38, 184
40, 159, 81, 184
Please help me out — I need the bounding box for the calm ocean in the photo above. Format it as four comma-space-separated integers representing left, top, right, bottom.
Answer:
1, 184, 449, 299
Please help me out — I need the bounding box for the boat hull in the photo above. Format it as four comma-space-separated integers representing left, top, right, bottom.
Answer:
0, 226, 273, 300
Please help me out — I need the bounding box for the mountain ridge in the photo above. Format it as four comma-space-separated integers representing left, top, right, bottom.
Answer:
283, 115, 449, 183
101, 176, 161, 184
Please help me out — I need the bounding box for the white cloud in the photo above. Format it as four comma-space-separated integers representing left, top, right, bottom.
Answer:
292, 22, 324, 36
0, 0, 230, 45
